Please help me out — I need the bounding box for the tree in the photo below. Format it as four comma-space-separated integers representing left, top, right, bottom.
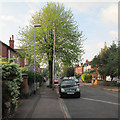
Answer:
18, 2, 84, 86
105, 42, 118, 80
91, 42, 118, 81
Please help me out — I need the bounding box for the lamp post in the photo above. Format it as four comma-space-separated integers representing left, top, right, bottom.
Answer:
34, 24, 41, 94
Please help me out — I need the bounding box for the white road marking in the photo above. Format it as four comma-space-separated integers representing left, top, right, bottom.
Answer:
58, 98, 72, 120
81, 97, 120, 105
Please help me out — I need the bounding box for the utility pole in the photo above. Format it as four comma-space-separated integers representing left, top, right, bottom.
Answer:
52, 27, 55, 87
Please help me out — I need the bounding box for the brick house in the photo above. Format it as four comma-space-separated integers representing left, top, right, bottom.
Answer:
0, 35, 17, 60
0, 35, 27, 68
74, 63, 84, 76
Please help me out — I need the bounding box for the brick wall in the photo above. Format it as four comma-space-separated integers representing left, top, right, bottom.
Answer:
2, 43, 8, 58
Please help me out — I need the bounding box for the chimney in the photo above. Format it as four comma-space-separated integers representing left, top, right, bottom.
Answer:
86, 59, 88, 64
81, 63, 83, 66
9, 35, 14, 49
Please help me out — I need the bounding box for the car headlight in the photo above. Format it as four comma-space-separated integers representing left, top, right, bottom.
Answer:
61, 88, 65, 92
76, 87, 80, 92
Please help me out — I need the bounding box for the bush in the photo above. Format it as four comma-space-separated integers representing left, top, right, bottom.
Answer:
2, 62, 23, 118
81, 73, 92, 83
75, 74, 80, 79
21, 69, 44, 86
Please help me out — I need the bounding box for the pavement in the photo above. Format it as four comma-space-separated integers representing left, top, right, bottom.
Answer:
12, 80, 65, 119
80, 82, 120, 92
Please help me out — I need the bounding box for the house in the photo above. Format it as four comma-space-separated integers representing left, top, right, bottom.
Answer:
74, 63, 84, 76
83, 59, 91, 73
0, 35, 17, 60
0, 35, 27, 68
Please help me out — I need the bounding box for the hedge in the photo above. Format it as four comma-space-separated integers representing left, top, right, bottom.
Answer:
81, 73, 92, 83
2, 62, 23, 118
21, 69, 44, 86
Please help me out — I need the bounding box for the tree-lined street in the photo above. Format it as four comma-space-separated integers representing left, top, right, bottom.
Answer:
1, 1, 119, 120
13, 81, 119, 119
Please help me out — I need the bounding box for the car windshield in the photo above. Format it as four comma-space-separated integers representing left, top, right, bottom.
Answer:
61, 80, 77, 86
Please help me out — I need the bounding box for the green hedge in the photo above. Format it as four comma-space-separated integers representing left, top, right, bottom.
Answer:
21, 69, 44, 86
81, 73, 92, 83
2, 62, 23, 118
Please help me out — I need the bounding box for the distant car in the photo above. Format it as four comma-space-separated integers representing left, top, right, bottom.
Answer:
73, 78, 79, 84
59, 79, 81, 98
63, 77, 69, 79
54, 79, 59, 85
113, 78, 120, 84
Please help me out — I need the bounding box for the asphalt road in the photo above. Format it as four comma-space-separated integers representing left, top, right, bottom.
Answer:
61, 85, 119, 119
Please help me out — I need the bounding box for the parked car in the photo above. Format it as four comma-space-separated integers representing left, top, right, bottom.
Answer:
73, 78, 79, 84
59, 79, 81, 98
54, 79, 59, 85
113, 78, 120, 84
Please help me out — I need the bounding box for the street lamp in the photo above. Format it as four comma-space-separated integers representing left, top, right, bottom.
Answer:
34, 24, 41, 94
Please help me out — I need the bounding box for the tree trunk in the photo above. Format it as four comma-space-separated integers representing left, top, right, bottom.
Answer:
49, 60, 53, 86
48, 29, 54, 86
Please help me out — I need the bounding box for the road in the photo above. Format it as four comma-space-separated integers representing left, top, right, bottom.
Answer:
60, 84, 119, 119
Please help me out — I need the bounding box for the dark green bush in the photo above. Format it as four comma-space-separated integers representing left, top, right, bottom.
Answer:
75, 74, 81, 79
2, 62, 23, 118
22, 69, 44, 86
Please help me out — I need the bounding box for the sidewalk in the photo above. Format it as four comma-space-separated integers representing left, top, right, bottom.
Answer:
91, 85, 120, 92
79, 82, 119, 92
13, 81, 65, 119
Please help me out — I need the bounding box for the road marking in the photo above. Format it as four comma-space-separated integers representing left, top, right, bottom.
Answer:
81, 97, 120, 105
56, 88, 72, 120
58, 98, 72, 120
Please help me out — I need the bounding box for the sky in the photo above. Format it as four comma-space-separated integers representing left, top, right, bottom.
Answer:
0, 0, 119, 64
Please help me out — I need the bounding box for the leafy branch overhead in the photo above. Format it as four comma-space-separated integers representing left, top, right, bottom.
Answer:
18, 2, 84, 65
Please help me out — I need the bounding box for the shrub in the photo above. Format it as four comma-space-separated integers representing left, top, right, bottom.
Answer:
21, 69, 44, 86
81, 73, 92, 83
2, 62, 23, 116
75, 74, 80, 79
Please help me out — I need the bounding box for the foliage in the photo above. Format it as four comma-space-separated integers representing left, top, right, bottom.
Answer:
91, 42, 119, 80
75, 74, 81, 79
66, 67, 74, 77
61, 64, 74, 77
8, 58, 16, 63
1, 58, 7, 62
18, 2, 84, 85
21, 69, 44, 86
81, 73, 92, 82
55, 62, 61, 77
42, 66, 49, 79
2, 62, 23, 108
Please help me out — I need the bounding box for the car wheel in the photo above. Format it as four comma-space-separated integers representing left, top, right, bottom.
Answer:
59, 93, 63, 98
77, 92, 81, 98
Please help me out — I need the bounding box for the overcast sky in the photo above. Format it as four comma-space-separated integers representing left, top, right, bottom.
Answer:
0, 0, 118, 63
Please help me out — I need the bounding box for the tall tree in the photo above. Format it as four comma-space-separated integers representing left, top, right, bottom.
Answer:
91, 42, 118, 81
18, 2, 84, 86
